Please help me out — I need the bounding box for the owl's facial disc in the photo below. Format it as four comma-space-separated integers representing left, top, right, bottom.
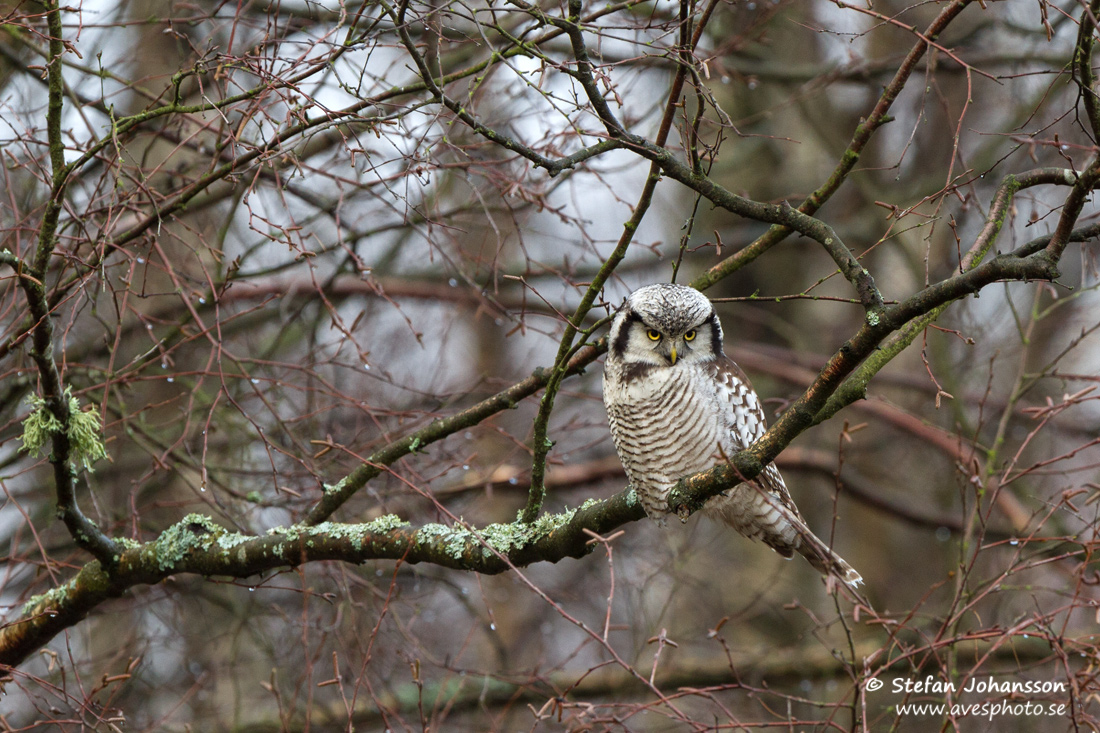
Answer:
608, 284, 725, 367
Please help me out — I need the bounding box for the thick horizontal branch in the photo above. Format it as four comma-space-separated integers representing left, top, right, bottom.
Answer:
1, 489, 646, 669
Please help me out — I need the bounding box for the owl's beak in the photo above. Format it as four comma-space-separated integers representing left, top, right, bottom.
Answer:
669, 345, 677, 365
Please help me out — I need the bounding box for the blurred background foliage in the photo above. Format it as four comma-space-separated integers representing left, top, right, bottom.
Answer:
1, 0, 1099, 730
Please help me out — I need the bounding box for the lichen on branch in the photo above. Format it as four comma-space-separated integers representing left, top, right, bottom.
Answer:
20, 387, 107, 471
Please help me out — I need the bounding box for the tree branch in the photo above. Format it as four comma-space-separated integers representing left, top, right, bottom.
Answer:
692, 0, 974, 291
19, 1, 120, 567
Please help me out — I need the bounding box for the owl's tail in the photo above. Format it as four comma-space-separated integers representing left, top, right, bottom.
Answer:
704, 483, 863, 588
792, 523, 863, 588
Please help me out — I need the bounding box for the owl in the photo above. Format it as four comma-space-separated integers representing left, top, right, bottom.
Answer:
602, 283, 862, 587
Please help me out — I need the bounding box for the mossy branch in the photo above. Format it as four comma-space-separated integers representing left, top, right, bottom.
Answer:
0, 493, 644, 669
15, 1, 120, 567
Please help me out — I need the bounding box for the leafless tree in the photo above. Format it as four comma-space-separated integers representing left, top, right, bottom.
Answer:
1, 0, 1099, 730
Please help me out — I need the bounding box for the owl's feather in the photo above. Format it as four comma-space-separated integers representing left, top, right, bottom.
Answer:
603, 284, 862, 588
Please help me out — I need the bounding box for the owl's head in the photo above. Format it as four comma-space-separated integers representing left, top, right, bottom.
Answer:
607, 284, 723, 368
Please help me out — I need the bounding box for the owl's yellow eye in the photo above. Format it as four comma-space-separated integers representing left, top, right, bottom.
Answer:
646, 329, 661, 341
684, 329, 697, 341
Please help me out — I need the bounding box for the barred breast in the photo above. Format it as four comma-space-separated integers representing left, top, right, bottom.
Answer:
605, 358, 803, 554
604, 363, 726, 518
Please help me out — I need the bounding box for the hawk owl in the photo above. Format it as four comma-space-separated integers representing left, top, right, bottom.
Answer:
602, 283, 862, 587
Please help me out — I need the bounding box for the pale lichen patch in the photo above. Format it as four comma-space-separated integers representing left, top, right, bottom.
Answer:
21, 582, 73, 615
151, 513, 222, 572
266, 526, 301, 542
19, 398, 62, 456
416, 523, 450, 540
111, 536, 142, 563
479, 522, 530, 554
414, 523, 465, 558
531, 508, 575, 535
415, 509, 575, 560
216, 532, 251, 550
322, 476, 351, 495
363, 514, 408, 533
307, 522, 370, 551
